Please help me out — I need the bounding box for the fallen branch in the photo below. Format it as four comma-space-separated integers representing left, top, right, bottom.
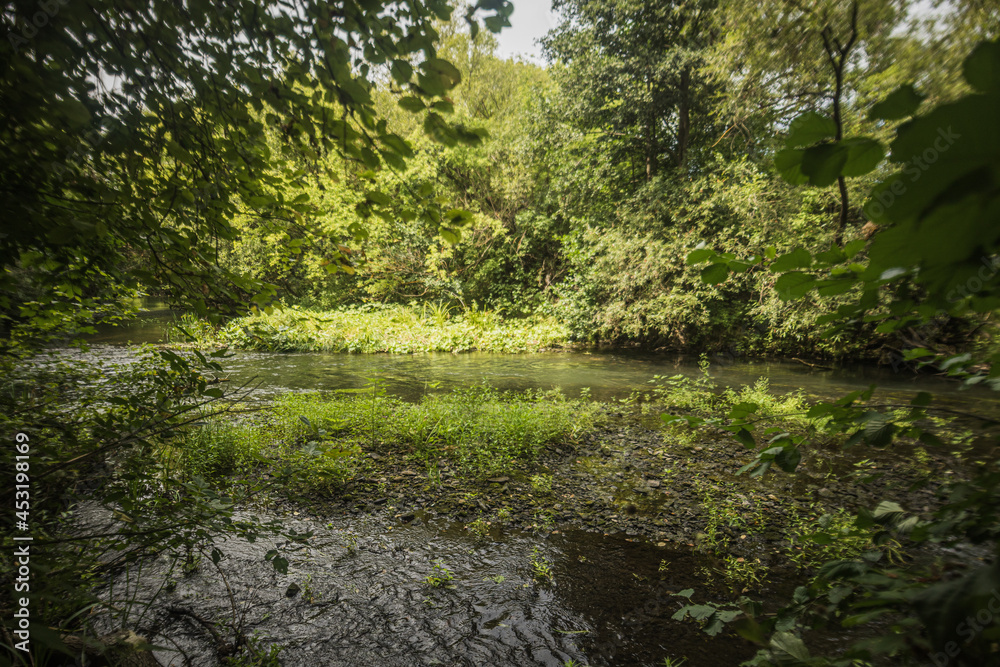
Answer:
791, 357, 834, 371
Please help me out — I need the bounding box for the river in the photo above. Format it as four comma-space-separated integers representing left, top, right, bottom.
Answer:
73, 303, 995, 666
90, 301, 1000, 412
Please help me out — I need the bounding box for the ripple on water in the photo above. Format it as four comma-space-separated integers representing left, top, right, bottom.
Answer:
84, 505, 752, 667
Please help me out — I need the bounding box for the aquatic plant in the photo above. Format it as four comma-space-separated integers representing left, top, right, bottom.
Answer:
425, 560, 455, 588
530, 547, 553, 581
467, 518, 491, 538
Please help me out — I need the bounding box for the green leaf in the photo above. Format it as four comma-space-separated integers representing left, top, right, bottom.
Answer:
440, 227, 460, 244
424, 112, 457, 146
873, 500, 905, 520
390, 60, 413, 84
432, 100, 455, 114
864, 417, 895, 447
381, 134, 412, 158
422, 57, 462, 87
841, 138, 885, 177
962, 40, 1000, 93
686, 248, 716, 265
771, 248, 812, 272
700, 263, 729, 284
379, 149, 407, 171
729, 402, 759, 419
844, 239, 867, 258
774, 272, 815, 299
365, 190, 392, 207
770, 631, 811, 661
704, 617, 726, 636
272, 556, 289, 574
775, 446, 801, 473
815, 248, 845, 265
484, 15, 511, 32
398, 96, 425, 113
733, 428, 756, 449
455, 124, 489, 146
774, 148, 808, 185
940, 353, 972, 371
868, 84, 925, 120
444, 208, 475, 226
417, 72, 447, 97
807, 403, 834, 418
814, 278, 855, 296
801, 143, 849, 187
685, 604, 716, 621
785, 111, 837, 148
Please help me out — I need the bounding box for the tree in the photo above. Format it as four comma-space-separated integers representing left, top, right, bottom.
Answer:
542, 0, 719, 185
1, 2, 516, 662
0, 0, 513, 355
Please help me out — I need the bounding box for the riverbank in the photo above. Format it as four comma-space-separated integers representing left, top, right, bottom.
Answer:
180, 304, 573, 354
103, 382, 970, 666
28, 364, 985, 667
180, 379, 968, 598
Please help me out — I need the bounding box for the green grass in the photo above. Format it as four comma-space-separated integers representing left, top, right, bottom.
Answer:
188, 303, 572, 353
173, 421, 268, 479
167, 384, 603, 494
276, 384, 602, 476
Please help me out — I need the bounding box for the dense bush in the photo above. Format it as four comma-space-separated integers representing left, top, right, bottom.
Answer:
201, 304, 571, 353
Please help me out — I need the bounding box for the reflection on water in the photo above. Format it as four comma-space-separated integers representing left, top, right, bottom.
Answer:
87, 302, 1000, 416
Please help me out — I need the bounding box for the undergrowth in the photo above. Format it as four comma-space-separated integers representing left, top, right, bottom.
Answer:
169, 384, 604, 492
181, 303, 572, 353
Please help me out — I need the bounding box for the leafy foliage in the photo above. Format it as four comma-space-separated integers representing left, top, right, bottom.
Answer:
681, 36, 1000, 666
1, 0, 513, 353
193, 303, 571, 353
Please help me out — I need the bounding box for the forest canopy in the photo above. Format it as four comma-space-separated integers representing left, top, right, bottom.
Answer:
4, 0, 997, 361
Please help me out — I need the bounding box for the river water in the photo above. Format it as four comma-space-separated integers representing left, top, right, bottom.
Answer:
90, 301, 1000, 412
76, 304, 996, 666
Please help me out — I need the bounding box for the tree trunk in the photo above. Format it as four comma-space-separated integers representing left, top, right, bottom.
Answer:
677, 69, 690, 168
645, 78, 656, 181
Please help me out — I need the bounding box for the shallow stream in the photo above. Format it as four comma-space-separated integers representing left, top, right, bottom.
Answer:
87, 506, 753, 666
74, 304, 997, 666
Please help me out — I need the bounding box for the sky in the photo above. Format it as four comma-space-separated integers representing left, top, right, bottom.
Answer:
492, 0, 945, 63
494, 0, 559, 63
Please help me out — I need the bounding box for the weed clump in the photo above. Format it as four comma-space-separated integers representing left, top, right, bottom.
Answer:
168, 383, 604, 493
